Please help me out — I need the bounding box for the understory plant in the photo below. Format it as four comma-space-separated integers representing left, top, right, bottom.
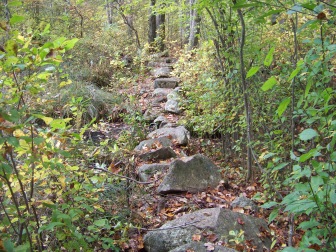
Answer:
0, 24, 131, 251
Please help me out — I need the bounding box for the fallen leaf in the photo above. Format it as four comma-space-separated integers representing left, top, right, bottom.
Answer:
192, 234, 201, 241
237, 217, 245, 225
204, 242, 215, 251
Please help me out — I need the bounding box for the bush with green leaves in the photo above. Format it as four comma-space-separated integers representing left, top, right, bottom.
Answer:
0, 25, 130, 251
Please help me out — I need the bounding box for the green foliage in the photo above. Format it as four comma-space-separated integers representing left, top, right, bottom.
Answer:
0, 23, 133, 251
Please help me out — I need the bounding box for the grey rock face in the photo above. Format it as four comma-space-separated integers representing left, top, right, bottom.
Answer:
135, 137, 172, 151
144, 208, 271, 252
138, 163, 170, 182
153, 88, 173, 97
139, 147, 176, 161
144, 108, 161, 122
157, 154, 221, 194
165, 99, 182, 114
147, 126, 190, 146
154, 77, 179, 89
153, 116, 169, 128
230, 196, 259, 212
170, 242, 237, 252
153, 66, 173, 78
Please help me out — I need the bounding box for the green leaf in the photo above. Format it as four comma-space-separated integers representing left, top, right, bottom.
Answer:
8, 1, 22, 7
268, 208, 279, 223
3, 239, 15, 252
298, 220, 319, 230
299, 129, 319, 141
273, 162, 289, 171
94, 219, 108, 227
50, 119, 67, 129
13, 243, 30, 252
288, 60, 304, 81
39, 222, 64, 232
299, 148, 318, 162
261, 76, 277, 91
311, 176, 323, 192
63, 38, 79, 50
10, 15, 25, 25
246, 66, 260, 78
287, 4, 302, 15
261, 201, 278, 209
264, 47, 275, 67
277, 97, 291, 116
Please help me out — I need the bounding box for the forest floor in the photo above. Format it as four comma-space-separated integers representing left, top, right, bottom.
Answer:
98, 57, 302, 251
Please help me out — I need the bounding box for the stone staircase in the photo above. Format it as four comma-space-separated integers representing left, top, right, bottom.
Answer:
133, 57, 272, 252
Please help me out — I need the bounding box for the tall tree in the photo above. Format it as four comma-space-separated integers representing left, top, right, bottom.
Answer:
148, 0, 157, 45
188, 0, 201, 50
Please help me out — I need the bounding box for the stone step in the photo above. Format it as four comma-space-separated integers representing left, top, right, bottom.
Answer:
154, 77, 179, 89
152, 66, 173, 78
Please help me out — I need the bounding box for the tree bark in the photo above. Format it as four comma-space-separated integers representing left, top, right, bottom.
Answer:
156, 11, 165, 51
188, 0, 201, 50
148, 0, 156, 44
235, 3, 253, 181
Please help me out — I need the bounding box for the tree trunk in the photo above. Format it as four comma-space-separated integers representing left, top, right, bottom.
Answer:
148, 0, 156, 44
106, 0, 113, 25
156, 11, 165, 51
235, 3, 253, 181
188, 0, 201, 50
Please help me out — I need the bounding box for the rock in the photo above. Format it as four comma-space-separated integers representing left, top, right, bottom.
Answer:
139, 147, 176, 161
144, 208, 271, 252
138, 163, 170, 182
157, 154, 221, 194
144, 108, 161, 122
170, 242, 237, 252
167, 90, 180, 100
153, 66, 172, 78
154, 77, 179, 89
153, 88, 173, 97
230, 196, 259, 212
147, 126, 190, 145
135, 137, 172, 151
165, 90, 182, 114
165, 99, 182, 114
154, 116, 169, 128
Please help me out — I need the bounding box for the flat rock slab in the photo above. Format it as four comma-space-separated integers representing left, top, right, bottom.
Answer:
135, 137, 172, 152
153, 88, 173, 97
170, 242, 237, 252
138, 163, 170, 182
147, 126, 190, 146
144, 208, 271, 252
143, 108, 162, 122
153, 66, 173, 78
165, 99, 182, 114
157, 154, 221, 194
230, 196, 259, 212
153, 116, 169, 129
139, 147, 176, 161
154, 77, 179, 89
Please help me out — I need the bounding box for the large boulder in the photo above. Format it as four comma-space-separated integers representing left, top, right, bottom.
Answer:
157, 154, 221, 194
154, 77, 179, 89
138, 163, 170, 182
147, 126, 190, 146
144, 208, 271, 252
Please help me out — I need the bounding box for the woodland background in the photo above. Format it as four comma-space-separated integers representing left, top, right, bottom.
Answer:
0, 0, 335, 251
